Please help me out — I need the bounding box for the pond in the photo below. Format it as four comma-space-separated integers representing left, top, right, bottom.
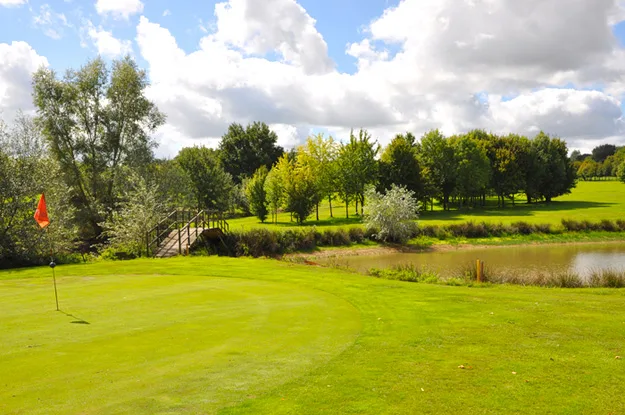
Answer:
318, 243, 625, 279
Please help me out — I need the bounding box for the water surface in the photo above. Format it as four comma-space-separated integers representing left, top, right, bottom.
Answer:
319, 243, 625, 278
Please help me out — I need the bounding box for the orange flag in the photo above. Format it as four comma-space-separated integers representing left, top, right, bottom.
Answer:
34, 193, 50, 229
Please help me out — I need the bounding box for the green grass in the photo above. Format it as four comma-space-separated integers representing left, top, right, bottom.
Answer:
2, 257, 624, 414
229, 181, 625, 230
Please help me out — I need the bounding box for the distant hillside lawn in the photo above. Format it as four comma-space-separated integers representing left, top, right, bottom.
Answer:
229, 180, 625, 230
1, 257, 624, 414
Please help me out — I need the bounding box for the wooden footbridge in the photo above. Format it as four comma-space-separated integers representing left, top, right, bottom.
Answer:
146, 210, 229, 258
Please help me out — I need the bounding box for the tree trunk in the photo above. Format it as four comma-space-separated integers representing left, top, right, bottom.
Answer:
360, 195, 365, 216
329, 195, 333, 218
526, 193, 532, 204
316, 203, 319, 221
355, 199, 359, 216
345, 196, 349, 219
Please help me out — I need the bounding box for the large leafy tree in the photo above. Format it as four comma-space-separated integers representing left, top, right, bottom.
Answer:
340, 129, 379, 216
175, 146, 234, 212
450, 134, 491, 208
32, 56, 165, 242
285, 164, 318, 224
418, 130, 456, 210
218, 122, 284, 183
245, 166, 269, 223
482, 133, 527, 207
531, 132, 577, 203
378, 133, 422, 199
296, 134, 339, 220
592, 144, 617, 163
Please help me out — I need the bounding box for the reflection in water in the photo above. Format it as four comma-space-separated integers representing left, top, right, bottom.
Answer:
320, 243, 625, 278
571, 252, 625, 275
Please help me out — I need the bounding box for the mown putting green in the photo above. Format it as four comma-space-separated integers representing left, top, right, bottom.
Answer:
1, 257, 624, 414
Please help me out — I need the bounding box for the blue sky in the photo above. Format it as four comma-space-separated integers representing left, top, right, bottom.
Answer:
0, 0, 400, 74
1, 0, 625, 155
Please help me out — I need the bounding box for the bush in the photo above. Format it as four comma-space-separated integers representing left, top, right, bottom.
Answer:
364, 185, 420, 243
348, 227, 366, 244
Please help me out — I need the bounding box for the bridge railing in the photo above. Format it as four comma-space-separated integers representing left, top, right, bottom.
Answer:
146, 209, 229, 257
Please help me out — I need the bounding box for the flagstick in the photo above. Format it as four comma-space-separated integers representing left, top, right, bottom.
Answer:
47, 227, 59, 311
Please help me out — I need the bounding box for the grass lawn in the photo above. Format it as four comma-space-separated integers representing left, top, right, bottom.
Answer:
2, 257, 624, 414
228, 180, 625, 230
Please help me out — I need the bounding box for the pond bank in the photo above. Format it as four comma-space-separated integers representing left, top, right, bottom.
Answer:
289, 236, 625, 261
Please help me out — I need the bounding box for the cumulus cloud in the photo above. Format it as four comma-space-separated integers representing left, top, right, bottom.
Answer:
0, 42, 49, 120
85, 21, 132, 57
95, 0, 143, 20
213, 0, 334, 75
133, 0, 625, 155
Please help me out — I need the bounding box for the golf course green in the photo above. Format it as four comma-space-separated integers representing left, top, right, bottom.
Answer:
2, 257, 624, 414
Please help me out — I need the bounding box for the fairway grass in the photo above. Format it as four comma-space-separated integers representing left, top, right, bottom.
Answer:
2, 257, 624, 414
228, 180, 625, 230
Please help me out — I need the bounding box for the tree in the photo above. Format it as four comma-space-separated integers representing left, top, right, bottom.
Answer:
618, 160, 625, 183
592, 144, 617, 163
577, 157, 598, 181
378, 133, 422, 198
450, 134, 491, 208
246, 166, 269, 223
570, 150, 583, 163
0, 116, 77, 267
265, 154, 290, 224
337, 129, 379, 217
296, 134, 339, 220
364, 185, 420, 243
149, 159, 195, 211
531, 132, 577, 203
100, 172, 166, 257
32, 56, 165, 243
484, 134, 526, 207
218, 122, 284, 183
175, 146, 234, 212
336, 140, 359, 218
285, 164, 318, 224
418, 130, 456, 210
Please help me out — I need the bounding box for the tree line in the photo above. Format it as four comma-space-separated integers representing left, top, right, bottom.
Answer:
0, 55, 616, 267
242, 129, 578, 224
571, 144, 625, 181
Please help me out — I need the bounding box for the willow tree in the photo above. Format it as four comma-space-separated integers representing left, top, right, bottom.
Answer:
32, 56, 165, 242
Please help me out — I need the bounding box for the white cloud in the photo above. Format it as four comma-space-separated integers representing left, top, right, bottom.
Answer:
0, 42, 49, 120
162, 9, 171, 17
85, 21, 132, 57
134, 0, 625, 156
95, 0, 143, 20
33, 4, 70, 39
213, 0, 334, 75
0, 0, 26, 7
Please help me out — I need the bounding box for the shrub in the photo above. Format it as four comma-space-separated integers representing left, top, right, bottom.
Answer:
512, 221, 534, 235
364, 185, 420, 243
348, 227, 365, 244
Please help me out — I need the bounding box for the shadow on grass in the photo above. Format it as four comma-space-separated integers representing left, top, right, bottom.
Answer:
420, 201, 617, 222
59, 309, 90, 325
262, 216, 364, 228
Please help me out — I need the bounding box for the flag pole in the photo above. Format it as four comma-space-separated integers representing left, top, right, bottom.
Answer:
48, 226, 59, 311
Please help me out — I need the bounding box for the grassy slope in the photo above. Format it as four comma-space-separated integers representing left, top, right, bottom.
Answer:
229, 181, 625, 230
2, 257, 624, 414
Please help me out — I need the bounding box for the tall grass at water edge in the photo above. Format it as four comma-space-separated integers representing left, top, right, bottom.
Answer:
368, 263, 625, 288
